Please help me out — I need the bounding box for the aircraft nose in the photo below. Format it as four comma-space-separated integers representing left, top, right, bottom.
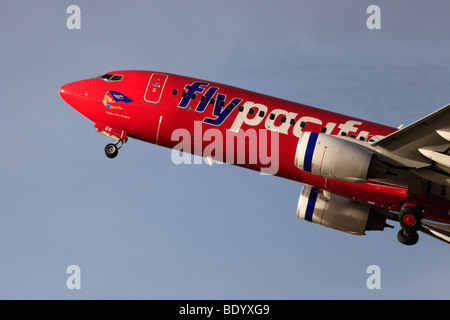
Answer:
59, 80, 84, 108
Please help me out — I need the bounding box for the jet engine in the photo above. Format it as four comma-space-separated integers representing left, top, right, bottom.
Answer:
294, 132, 388, 183
296, 185, 386, 235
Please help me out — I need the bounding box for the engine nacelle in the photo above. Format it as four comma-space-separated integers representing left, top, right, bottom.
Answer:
294, 132, 387, 183
296, 185, 386, 235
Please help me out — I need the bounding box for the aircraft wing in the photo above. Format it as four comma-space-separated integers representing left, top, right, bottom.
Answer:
372, 103, 450, 168
325, 104, 450, 244
420, 221, 450, 244
366, 104, 450, 188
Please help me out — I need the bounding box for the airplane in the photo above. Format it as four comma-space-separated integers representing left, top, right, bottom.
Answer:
59, 70, 450, 246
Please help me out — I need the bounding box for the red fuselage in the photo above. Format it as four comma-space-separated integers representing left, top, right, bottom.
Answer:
59, 70, 450, 224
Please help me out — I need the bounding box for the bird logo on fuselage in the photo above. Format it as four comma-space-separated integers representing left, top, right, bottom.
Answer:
102, 91, 133, 110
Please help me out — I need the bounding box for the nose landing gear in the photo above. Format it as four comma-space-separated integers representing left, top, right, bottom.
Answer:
94, 123, 128, 159
397, 206, 422, 245
104, 139, 125, 159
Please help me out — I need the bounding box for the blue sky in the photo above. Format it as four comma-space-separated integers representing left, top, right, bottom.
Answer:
1, 0, 449, 299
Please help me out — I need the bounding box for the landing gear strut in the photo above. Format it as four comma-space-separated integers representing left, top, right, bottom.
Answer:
397, 206, 422, 245
104, 139, 125, 159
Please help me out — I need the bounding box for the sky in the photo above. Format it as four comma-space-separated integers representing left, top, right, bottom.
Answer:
0, 0, 449, 299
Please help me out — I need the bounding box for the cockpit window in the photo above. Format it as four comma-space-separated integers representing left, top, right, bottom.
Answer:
111, 75, 123, 81
98, 73, 123, 82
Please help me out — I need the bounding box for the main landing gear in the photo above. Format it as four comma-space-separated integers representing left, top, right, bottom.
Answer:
397, 206, 422, 245
104, 139, 125, 159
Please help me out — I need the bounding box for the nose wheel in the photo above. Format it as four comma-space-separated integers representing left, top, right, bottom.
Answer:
104, 139, 125, 159
397, 206, 422, 245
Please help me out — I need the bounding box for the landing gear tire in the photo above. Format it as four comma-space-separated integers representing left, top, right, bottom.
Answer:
397, 206, 422, 245
105, 143, 118, 159
399, 206, 422, 232
397, 229, 419, 246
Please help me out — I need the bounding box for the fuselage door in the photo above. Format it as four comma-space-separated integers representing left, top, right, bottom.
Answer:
143, 73, 168, 104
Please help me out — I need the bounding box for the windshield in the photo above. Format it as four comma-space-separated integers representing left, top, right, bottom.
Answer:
98, 73, 123, 82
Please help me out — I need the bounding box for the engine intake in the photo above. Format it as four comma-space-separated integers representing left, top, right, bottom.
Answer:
294, 132, 388, 183
296, 185, 386, 235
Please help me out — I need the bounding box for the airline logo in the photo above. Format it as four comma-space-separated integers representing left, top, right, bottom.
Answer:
177, 81, 384, 142
175, 83, 279, 174
103, 91, 133, 110
177, 81, 242, 126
